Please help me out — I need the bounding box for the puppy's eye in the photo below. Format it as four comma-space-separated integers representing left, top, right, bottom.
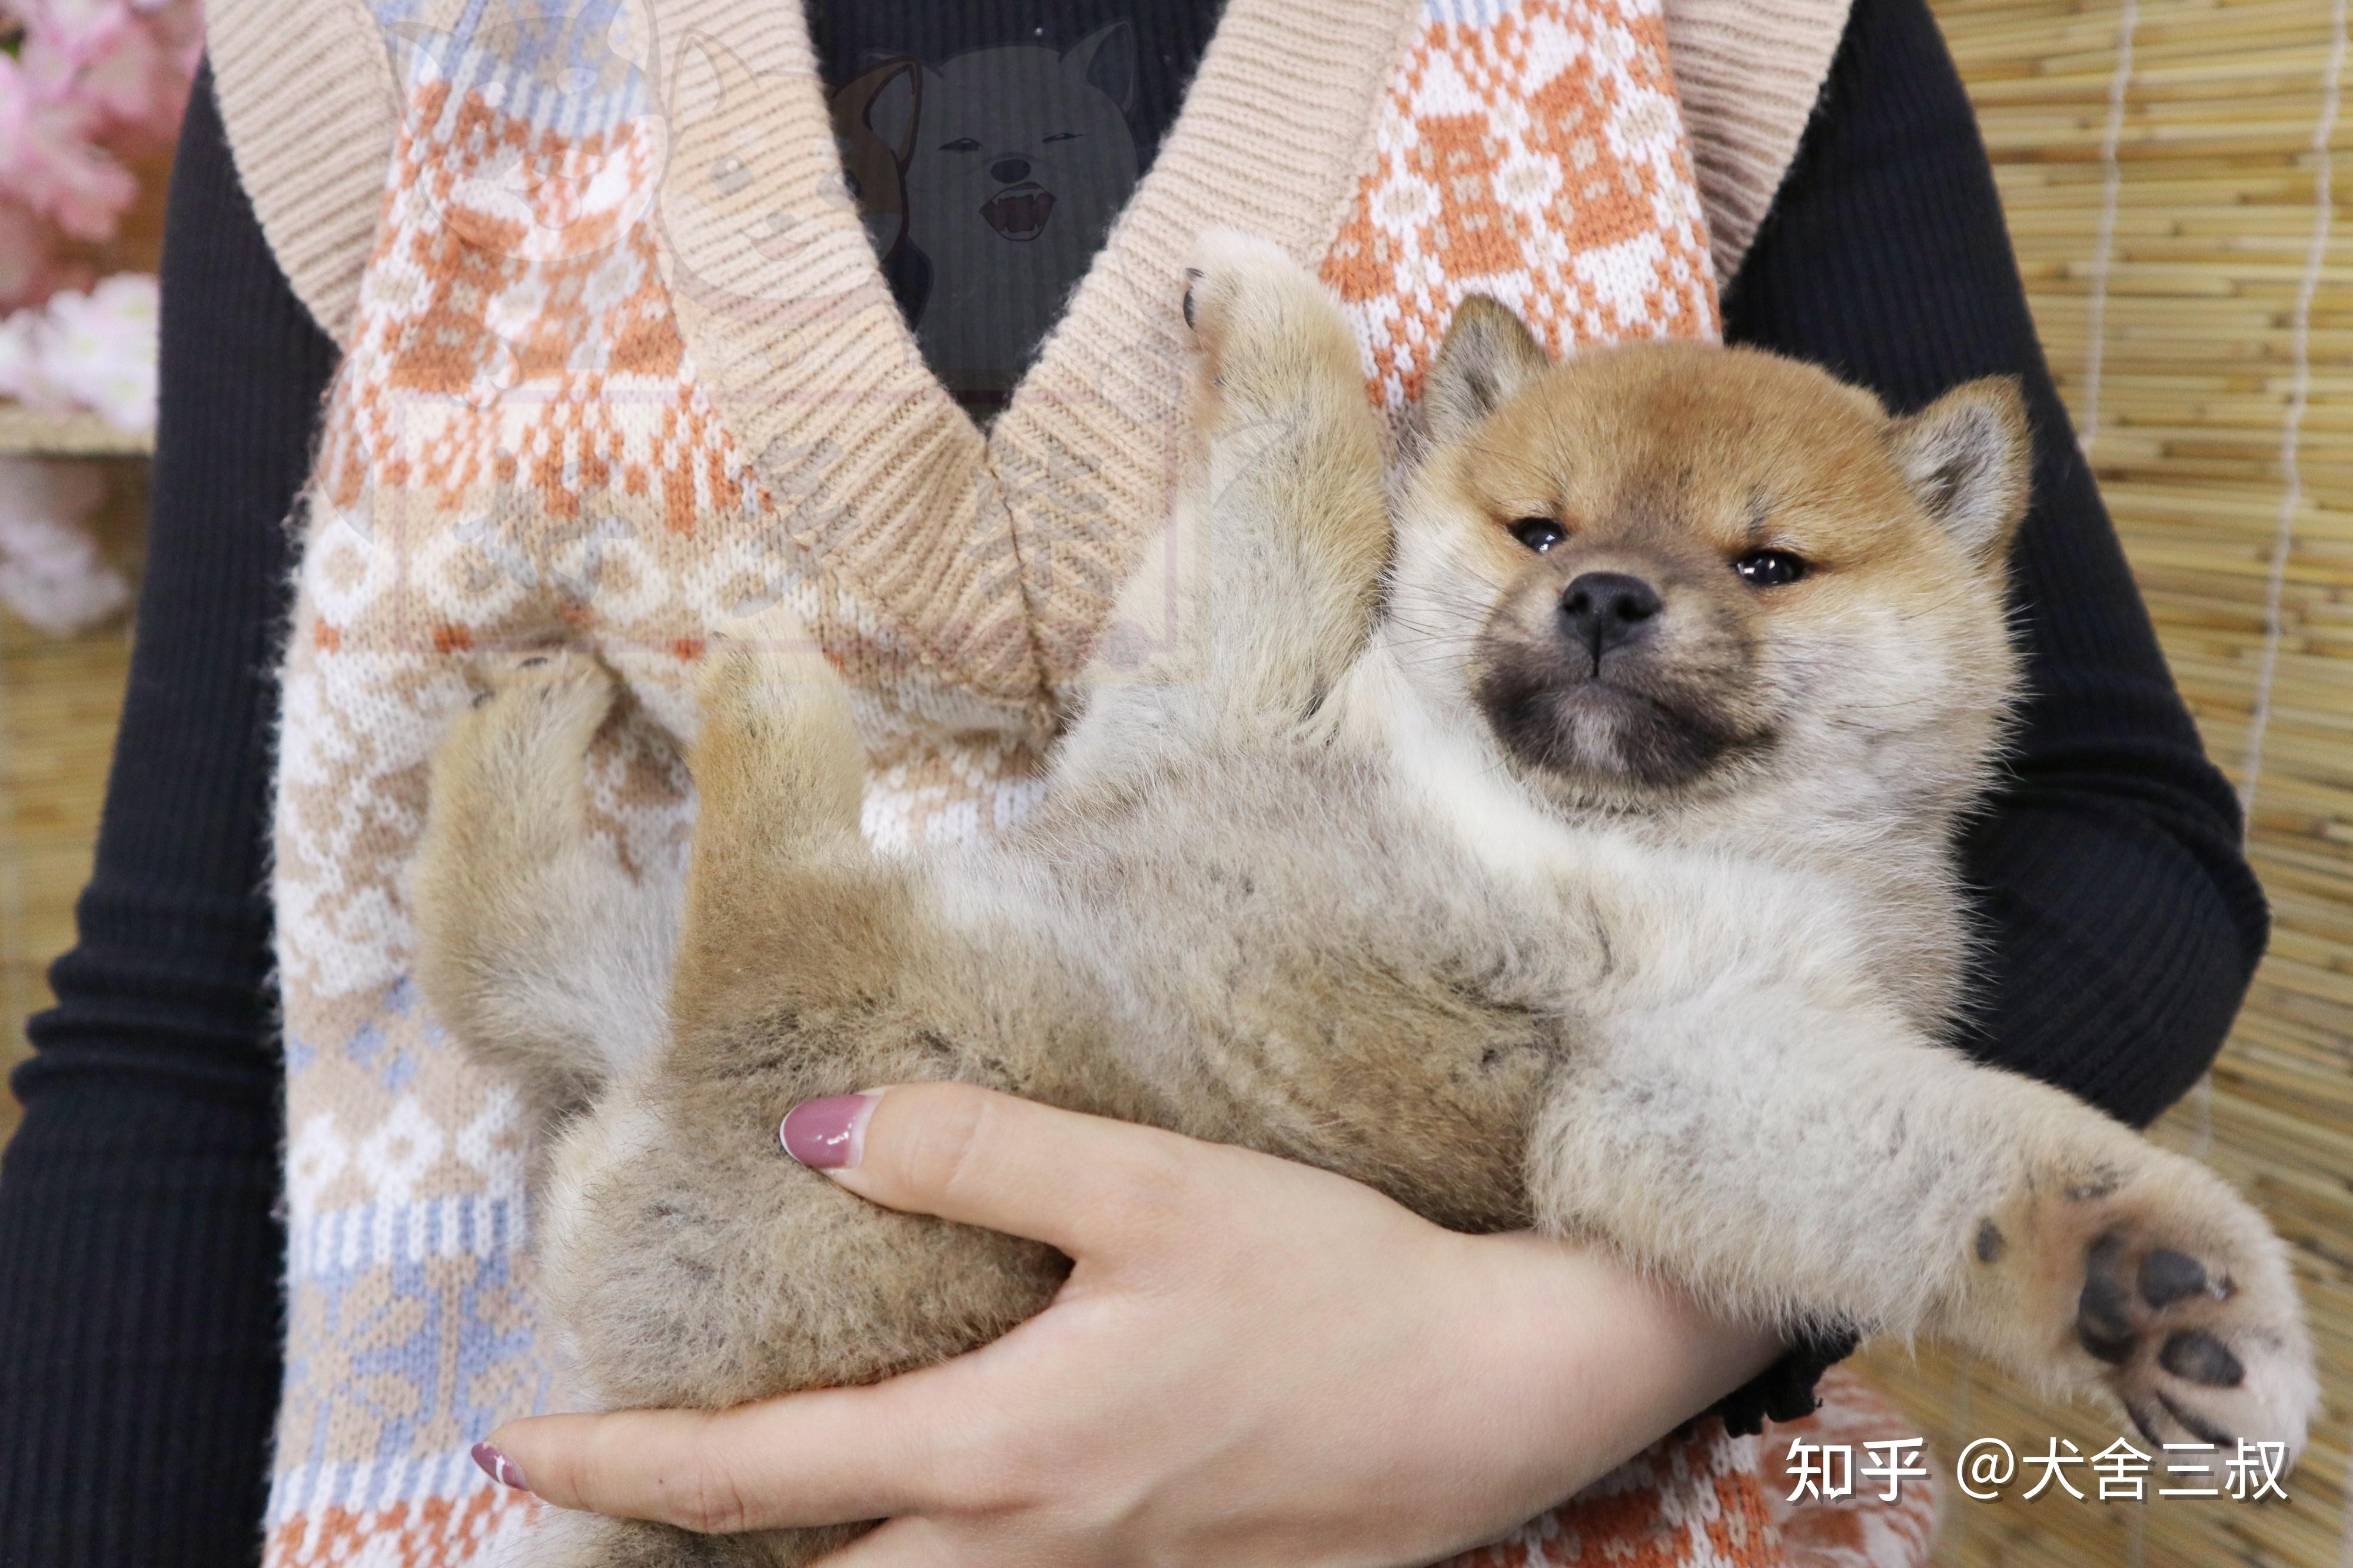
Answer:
1733, 550, 1809, 587
940, 137, 982, 152
1509, 517, 1564, 553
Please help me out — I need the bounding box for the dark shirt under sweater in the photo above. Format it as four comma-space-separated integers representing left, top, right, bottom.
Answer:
0, 0, 2266, 1560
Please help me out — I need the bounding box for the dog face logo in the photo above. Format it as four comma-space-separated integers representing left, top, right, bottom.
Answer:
888, 23, 1140, 398
664, 22, 1142, 401
902, 23, 1136, 255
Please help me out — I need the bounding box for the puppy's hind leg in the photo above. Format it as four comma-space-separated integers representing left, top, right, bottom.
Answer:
1059, 232, 1390, 783
413, 649, 678, 1132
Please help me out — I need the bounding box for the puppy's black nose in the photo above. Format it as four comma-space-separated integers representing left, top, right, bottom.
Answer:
1559, 572, 1662, 662
991, 157, 1032, 184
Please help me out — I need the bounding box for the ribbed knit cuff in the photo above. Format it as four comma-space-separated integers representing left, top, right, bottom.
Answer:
0, 1080, 283, 1568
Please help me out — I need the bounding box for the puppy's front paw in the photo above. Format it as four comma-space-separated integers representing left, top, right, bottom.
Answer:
1979, 1159, 2315, 1458
460, 645, 618, 730
431, 646, 619, 838
1181, 228, 1361, 413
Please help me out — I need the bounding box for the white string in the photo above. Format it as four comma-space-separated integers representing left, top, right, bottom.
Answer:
2237, 0, 2347, 818
2076, 0, 2140, 455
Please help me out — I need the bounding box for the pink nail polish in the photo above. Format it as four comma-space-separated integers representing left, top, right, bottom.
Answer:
779, 1092, 876, 1168
472, 1440, 529, 1491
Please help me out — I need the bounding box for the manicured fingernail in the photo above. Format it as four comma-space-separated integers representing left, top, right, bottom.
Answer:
471, 1440, 529, 1491
780, 1092, 879, 1169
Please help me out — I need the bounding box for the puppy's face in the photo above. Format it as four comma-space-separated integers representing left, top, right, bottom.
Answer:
1394, 302, 2030, 816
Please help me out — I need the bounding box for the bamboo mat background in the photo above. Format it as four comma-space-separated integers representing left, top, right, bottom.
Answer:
1, 3, 2349, 1561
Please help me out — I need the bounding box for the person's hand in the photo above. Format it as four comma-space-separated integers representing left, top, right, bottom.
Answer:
477, 1082, 1782, 1567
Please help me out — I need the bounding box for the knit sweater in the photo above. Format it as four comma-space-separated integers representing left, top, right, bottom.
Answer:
4, 0, 2259, 1554
227, 0, 1850, 1560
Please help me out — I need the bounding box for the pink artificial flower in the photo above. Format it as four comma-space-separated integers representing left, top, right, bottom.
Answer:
0, 308, 72, 413
0, 201, 61, 313
135, 0, 205, 87
0, 51, 26, 152
0, 456, 131, 636
44, 0, 197, 148
71, 18, 163, 123
0, 50, 139, 241
0, 0, 201, 317
36, 271, 160, 430
19, 0, 139, 64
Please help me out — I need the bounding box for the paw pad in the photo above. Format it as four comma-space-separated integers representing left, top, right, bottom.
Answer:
2158, 1330, 2244, 1388
2138, 1248, 2212, 1308
2059, 1213, 2309, 1454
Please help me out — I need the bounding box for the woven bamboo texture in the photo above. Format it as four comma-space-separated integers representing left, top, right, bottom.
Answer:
0, 405, 154, 457
1857, 2, 2353, 1564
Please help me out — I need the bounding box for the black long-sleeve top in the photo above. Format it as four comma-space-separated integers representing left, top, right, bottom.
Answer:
0, 0, 2266, 1560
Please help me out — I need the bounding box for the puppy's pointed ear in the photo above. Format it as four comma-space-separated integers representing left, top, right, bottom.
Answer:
1887, 377, 2032, 565
1424, 295, 1549, 444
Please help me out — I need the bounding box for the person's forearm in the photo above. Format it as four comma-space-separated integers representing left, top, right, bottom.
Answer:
1460, 1233, 1784, 1482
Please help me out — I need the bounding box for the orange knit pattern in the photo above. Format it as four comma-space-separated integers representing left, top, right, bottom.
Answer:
1764, 1367, 1945, 1568
1322, 0, 1719, 408
1430, 1368, 1942, 1568
265, 1489, 540, 1568
314, 76, 745, 560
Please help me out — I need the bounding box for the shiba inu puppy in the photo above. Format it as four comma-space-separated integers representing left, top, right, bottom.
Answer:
413, 233, 2315, 1567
